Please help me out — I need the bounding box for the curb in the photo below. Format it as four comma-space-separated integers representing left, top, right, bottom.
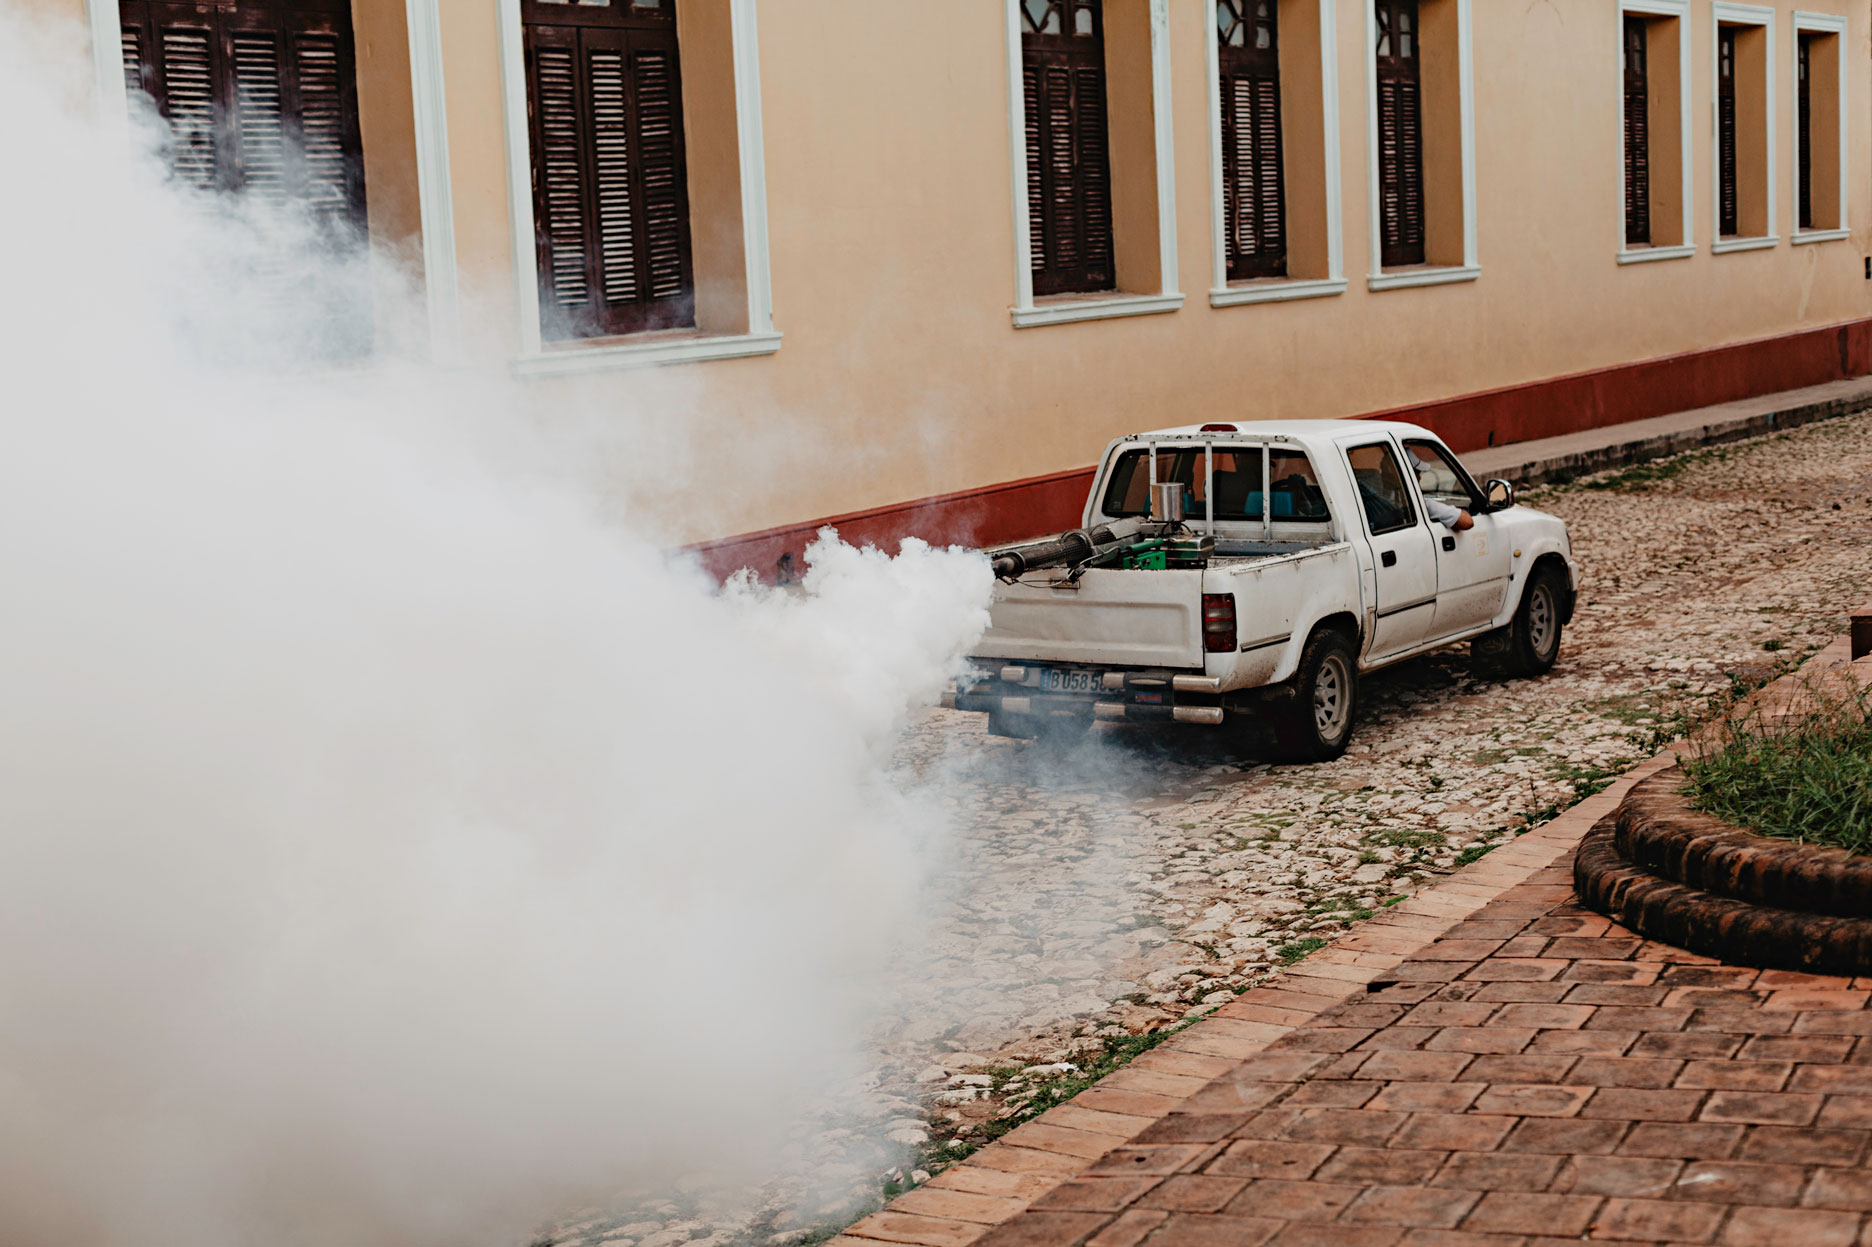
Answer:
1467, 383, 1872, 488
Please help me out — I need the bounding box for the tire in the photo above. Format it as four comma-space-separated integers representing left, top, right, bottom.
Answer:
1273, 629, 1359, 763
1473, 563, 1566, 678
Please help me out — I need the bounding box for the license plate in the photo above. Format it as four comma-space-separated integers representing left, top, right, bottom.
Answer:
1040, 668, 1100, 694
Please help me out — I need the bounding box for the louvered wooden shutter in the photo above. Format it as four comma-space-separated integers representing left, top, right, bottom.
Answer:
1374, 0, 1424, 268
1623, 17, 1650, 247
1717, 28, 1738, 237
118, 1, 367, 231
523, 1, 694, 342
1021, 0, 1114, 297
1218, 1, 1286, 281
1797, 34, 1813, 231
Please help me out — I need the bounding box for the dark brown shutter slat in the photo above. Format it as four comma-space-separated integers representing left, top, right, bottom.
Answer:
633, 47, 689, 302
1718, 27, 1738, 236
586, 45, 639, 306
1075, 63, 1112, 273
1219, 1, 1285, 280
229, 30, 288, 202
156, 19, 220, 190
1023, 66, 1047, 272
1623, 16, 1650, 247
1374, 0, 1424, 268
530, 38, 594, 315
292, 30, 350, 215
1022, 1, 1113, 297
1797, 34, 1813, 230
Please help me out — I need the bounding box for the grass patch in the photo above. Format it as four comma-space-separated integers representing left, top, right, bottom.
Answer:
1682, 683, 1872, 854
1275, 936, 1330, 964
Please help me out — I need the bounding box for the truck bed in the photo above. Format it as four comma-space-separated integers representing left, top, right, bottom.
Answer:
971, 540, 1347, 673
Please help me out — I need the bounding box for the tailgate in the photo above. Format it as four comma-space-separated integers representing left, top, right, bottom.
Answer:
970, 569, 1206, 668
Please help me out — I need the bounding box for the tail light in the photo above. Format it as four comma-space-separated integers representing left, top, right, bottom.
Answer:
1202, 593, 1237, 653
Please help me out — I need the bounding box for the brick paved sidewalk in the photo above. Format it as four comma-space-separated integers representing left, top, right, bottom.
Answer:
994, 867, 1872, 1247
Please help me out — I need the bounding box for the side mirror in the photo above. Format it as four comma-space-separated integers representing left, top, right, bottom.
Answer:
1483, 479, 1515, 512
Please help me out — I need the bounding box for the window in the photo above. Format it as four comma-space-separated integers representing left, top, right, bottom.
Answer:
119, 0, 369, 350
1364, 0, 1475, 286
1791, 13, 1845, 241
1618, 3, 1689, 261
1100, 448, 1329, 522
1217, 1, 1285, 280
522, 0, 693, 342
1373, 0, 1423, 268
1020, 0, 1115, 297
1402, 439, 1481, 510
119, 0, 366, 231
1346, 442, 1415, 535
1717, 27, 1737, 235
1623, 17, 1649, 247
1712, 6, 1773, 249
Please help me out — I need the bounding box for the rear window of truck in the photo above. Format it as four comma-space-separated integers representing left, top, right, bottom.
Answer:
1101, 448, 1330, 522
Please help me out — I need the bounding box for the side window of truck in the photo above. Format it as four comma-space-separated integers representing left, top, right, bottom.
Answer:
1403, 439, 1481, 510
1345, 442, 1417, 535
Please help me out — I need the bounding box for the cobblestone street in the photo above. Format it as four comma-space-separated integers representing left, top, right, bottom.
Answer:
555, 412, 1872, 1247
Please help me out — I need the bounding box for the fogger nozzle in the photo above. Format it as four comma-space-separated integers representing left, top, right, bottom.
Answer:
988, 519, 1146, 579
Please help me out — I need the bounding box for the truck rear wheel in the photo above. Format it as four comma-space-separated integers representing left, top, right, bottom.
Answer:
1473, 563, 1565, 679
1274, 629, 1358, 762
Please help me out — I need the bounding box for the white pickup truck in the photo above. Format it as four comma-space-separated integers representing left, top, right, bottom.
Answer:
950, 420, 1580, 760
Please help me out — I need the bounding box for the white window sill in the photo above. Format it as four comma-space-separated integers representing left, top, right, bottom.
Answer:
511, 331, 783, 377
1713, 234, 1779, 254
1792, 228, 1852, 245
1367, 264, 1482, 292
1209, 277, 1348, 307
1617, 244, 1697, 265
1011, 292, 1184, 328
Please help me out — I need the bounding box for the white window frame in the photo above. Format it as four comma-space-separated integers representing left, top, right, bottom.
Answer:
1711, 2, 1777, 254
1616, 0, 1696, 265
84, 0, 131, 133
1003, 0, 1183, 328
497, 0, 781, 375
406, 0, 462, 359
1206, 0, 1347, 307
1790, 9, 1850, 244
1362, 0, 1478, 290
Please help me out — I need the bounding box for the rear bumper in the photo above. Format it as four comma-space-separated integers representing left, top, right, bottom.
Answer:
945, 664, 1226, 726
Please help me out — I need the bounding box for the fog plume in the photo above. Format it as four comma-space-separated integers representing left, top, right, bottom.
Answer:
0, 13, 992, 1245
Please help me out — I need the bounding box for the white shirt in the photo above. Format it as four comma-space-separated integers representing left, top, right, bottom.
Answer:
1423, 494, 1465, 529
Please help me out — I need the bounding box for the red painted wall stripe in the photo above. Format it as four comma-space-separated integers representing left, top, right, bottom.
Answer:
688, 317, 1872, 582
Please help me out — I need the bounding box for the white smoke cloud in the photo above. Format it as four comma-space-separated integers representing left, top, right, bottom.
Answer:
0, 12, 992, 1246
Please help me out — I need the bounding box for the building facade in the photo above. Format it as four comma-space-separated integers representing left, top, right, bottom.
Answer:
54, 0, 1872, 577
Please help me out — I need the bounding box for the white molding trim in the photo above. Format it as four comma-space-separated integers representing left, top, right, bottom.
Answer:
1617, 0, 1695, 263
1367, 264, 1480, 291
1792, 10, 1849, 240
1363, 0, 1477, 283
1711, 2, 1776, 248
1205, 0, 1342, 301
511, 331, 783, 377
1004, 0, 1180, 329
497, 0, 779, 368
1011, 292, 1185, 328
83, 0, 130, 134
1617, 244, 1697, 264
1209, 277, 1349, 307
405, 0, 461, 360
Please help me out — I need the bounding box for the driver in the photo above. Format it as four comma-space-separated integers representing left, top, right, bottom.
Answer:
1412, 453, 1474, 533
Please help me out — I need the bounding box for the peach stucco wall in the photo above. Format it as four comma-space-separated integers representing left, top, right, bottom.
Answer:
53, 0, 1872, 546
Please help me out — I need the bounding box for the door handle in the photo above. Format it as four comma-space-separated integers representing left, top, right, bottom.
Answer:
1381, 550, 1397, 567
1442, 535, 1456, 552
